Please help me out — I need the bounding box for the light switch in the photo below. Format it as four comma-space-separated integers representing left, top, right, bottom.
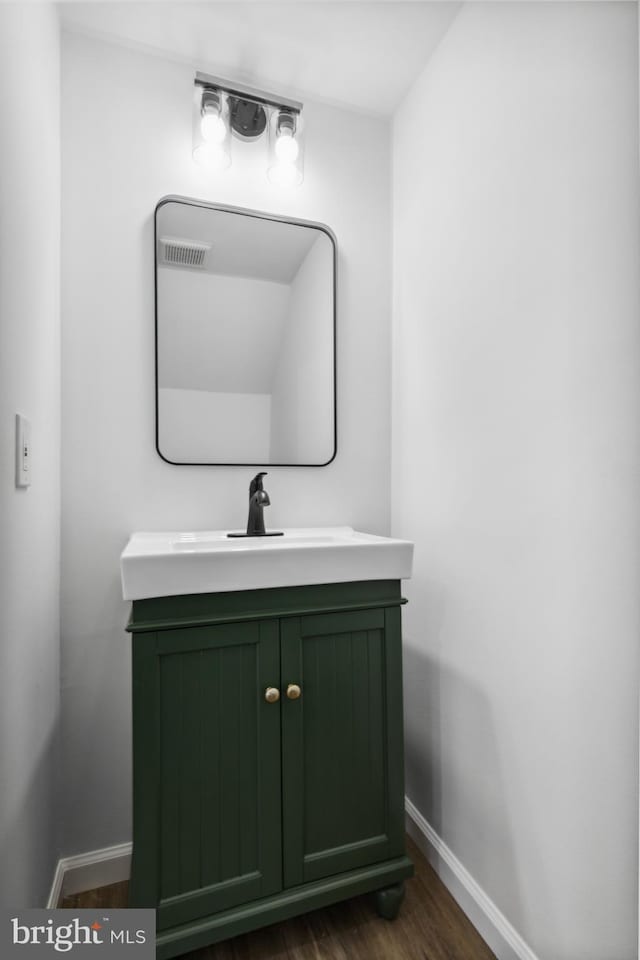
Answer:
15, 414, 31, 487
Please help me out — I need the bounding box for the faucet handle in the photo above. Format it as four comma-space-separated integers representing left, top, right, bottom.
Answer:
249, 472, 268, 498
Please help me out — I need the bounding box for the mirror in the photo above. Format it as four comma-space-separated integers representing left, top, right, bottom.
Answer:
155, 197, 336, 465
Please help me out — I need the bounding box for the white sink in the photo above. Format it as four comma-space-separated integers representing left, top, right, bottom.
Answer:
120, 526, 413, 601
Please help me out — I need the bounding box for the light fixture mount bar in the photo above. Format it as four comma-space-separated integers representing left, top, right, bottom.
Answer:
195, 71, 303, 115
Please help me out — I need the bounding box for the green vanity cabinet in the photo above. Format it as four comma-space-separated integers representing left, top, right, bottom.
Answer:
127, 580, 413, 959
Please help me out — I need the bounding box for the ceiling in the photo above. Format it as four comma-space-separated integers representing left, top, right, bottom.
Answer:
57, 1, 463, 116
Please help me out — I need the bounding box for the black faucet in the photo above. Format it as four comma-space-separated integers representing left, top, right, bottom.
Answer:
247, 472, 270, 535
227, 472, 283, 538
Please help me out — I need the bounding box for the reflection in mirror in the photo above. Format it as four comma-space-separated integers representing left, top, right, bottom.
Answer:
155, 198, 336, 465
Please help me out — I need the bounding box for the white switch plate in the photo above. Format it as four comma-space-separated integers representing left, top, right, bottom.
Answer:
15, 414, 31, 487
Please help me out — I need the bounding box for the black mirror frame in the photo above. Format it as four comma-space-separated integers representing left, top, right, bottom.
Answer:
154, 195, 337, 467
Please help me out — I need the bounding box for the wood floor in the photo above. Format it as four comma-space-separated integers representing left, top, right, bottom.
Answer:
62, 837, 496, 960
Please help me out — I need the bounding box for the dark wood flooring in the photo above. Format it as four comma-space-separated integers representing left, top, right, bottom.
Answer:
62, 836, 496, 960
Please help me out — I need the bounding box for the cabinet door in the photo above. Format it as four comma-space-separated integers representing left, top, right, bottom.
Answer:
280, 607, 406, 887
130, 619, 282, 930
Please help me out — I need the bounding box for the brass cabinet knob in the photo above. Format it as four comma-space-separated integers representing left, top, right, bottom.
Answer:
286, 684, 302, 700
264, 687, 280, 703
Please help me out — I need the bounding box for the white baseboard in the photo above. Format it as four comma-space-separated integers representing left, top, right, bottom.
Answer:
405, 797, 540, 960
47, 842, 132, 908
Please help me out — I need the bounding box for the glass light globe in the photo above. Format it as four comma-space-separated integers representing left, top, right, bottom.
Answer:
200, 111, 227, 144
193, 143, 230, 171
275, 130, 299, 163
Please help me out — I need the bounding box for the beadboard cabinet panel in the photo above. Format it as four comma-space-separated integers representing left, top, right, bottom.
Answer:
281, 607, 405, 886
131, 619, 282, 931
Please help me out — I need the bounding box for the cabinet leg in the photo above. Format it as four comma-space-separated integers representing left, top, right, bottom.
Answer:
373, 882, 405, 921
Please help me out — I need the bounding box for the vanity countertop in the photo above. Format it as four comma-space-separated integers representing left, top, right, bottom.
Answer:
121, 526, 413, 601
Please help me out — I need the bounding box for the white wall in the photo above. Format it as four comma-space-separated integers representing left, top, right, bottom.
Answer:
61, 31, 390, 855
270, 236, 335, 463
157, 268, 289, 393
0, 3, 61, 908
158, 388, 271, 463
392, 4, 639, 959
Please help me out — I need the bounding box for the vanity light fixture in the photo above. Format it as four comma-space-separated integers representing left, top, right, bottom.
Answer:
193, 72, 304, 186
